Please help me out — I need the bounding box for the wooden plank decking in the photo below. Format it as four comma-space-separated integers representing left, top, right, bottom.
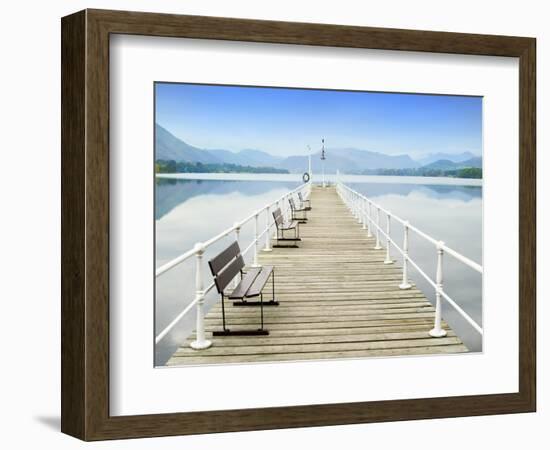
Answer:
167, 185, 468, 366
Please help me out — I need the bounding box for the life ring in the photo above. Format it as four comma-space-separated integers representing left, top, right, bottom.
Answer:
302, 172, 310, 183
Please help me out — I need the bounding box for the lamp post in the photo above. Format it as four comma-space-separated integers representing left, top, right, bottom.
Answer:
321, 138, 326, 188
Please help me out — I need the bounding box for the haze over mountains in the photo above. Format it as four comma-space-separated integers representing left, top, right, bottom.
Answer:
156, 123, 481, 173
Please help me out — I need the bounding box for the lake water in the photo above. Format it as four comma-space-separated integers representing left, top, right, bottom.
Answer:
155, 174, 482, 365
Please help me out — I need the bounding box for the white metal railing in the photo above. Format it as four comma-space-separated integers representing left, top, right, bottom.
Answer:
155, 182, 312, 349
337, 181, 483, 337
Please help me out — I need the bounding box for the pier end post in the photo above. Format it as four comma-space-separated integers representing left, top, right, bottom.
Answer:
233, 222, 242, 288
384, 212, 393, 264
367, 202, 373, 237
374, 207, 382, 250
263, 205, 273, 252
429, 241, 447, 338
190, 242, 212, 350
251, 213, 261, 267
399, 221, 412, 290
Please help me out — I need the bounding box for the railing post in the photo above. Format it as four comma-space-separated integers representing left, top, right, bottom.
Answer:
384, 212, 393, 264
374, 207, 382, 249
252, 212, 261, 267
232, 222, 241, 288
190, 243, 212, 350
362, 197, 367, 229
430, 241, 447, 337
399, 222, 412, 289
263, 205, 272, 252
357, 193, 362, 223
367, 201, 373, 237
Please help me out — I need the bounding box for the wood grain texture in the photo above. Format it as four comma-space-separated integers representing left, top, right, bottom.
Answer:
61, 10, 86, 438
61, 8, 536, 441
167, 187, 467, 366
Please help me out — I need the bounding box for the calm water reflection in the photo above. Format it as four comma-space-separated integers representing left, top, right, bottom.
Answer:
155, 176, 482, 365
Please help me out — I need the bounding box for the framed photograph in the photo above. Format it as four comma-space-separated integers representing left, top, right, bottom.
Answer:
61, 9, 536, 440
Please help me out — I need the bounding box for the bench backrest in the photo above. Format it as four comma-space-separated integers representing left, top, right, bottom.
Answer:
288, 197, 296, 211
272, 208, 284, 229
298, 191, 305, 202
208, 241, 245, 294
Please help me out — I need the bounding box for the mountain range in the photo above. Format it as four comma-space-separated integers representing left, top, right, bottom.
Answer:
156, 123, 481, 173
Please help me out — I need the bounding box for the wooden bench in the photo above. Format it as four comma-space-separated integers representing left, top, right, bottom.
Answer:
272, 207, 300, 248
298, 191, 311, 210
289, 197, 308, 223
208, 241, 278, 336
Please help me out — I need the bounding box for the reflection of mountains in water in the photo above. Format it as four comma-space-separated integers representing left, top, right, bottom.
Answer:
155, 178, 300, 220
348, 182, 482, 201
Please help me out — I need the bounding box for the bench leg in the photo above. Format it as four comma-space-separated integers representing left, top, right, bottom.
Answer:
221, 293, 227, 331
213, 329, 269, 336
273, 228, 299, 248
260, 293, 264, 330
214, 293, 267, 335
213, 293, 270, 336
233, 300, 279, 306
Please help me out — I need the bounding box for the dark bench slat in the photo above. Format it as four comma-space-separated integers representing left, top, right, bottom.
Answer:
215, 254, 245, 293
273, 208, 297, 230
228, 268, 261, 299
209, 241, 240, 275
245, 266, 274, 297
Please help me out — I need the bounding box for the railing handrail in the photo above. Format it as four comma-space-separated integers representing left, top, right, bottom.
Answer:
155, 183, 308, 277
338, 182, 482, 273
337, 181, 483, 336
155, 182, 311, 345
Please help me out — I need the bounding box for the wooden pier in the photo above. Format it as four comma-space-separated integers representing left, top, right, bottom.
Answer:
167, 185, 468, 366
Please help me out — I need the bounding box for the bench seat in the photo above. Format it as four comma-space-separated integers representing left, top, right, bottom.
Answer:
227, 267, 262, 299
280, 220, 299, 231
208, 242, 278, 336
243, 265, 274, 297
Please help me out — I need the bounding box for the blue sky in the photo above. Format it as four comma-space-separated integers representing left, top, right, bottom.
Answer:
155, 83, 482, 159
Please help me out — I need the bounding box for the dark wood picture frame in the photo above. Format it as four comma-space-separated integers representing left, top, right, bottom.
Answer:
61, 9, 536, 441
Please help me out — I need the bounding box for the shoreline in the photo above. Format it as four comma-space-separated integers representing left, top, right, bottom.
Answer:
155, 172, 483, 187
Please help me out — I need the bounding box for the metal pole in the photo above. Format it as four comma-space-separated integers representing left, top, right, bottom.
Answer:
430, 241, 447, 337
190, 243, 212, 350
367, 201, 373, 237
263, 205, 272, 252
374, 207, 382, 249
362, 197, 367, 230
233, 223, 241, 288
384, 212, 393, 264
321, 138, 326, 188
252, 213, 261, 267
399, 222, 412, 289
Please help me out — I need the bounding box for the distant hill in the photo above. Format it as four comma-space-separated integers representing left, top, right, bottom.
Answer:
238, 149, 283, 168
156, 124, 282, 168
416, 151, 478, 166
422, 157, 482, 171
280, 148, 419, 174
155, 124, 221, 164
155, 123, 481, 175
208, 148, 283, 168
